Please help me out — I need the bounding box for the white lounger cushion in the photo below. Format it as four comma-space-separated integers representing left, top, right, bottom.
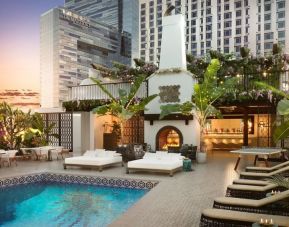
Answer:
246, 160, 289, 172
65, 156, 122, 166
128, 158, 182, 170
240, 165, 289, 177
228, 183, 276, 192
233, 179, 270, 186
83, 150, 119, 158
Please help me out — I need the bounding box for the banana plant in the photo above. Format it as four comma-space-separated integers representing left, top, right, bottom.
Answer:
160, 59, 237, 152
22, 113, 59, 147
90, 75, 158, 144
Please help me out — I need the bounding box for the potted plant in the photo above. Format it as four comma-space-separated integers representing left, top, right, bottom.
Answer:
160, 59, 237, 163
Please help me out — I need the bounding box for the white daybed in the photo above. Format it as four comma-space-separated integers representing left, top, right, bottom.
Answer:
64, 149, 122, 171
127, 152, 184, 177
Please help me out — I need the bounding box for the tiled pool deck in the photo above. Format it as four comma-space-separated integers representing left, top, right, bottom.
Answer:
0, 151, 256, 227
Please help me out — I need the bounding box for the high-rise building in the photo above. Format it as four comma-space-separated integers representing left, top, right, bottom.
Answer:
139, 0, 289, 64
40, 7, 131, 108
64, 0, 139, 63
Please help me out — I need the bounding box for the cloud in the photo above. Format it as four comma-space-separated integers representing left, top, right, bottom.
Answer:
12, 102, 39, 107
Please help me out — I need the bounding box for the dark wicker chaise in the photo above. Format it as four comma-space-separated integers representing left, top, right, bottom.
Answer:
226, 183, 285, 199
200, 208, 289, 227
213, 190, 289, 216
246, 160, 289, 173
240, 165, 289, 180
233, 179, 270, 186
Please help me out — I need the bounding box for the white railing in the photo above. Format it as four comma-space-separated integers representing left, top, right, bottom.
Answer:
69, 82, 148, 101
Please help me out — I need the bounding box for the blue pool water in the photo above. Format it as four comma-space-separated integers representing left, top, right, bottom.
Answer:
0, 182, 147, 227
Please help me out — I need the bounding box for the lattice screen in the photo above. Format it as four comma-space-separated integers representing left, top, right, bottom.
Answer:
123, 116, 144, 144
41, 113, 73, 150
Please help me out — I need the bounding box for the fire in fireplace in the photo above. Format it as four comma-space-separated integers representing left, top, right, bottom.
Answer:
156, 126, 183, 151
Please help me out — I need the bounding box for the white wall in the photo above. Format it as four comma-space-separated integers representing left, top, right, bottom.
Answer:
73, 113, 81, 156
72, 112, 95, 155
144, 120, 200, 151
146, 72, 195, 114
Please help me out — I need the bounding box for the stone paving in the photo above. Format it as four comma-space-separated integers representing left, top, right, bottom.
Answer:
0, 151, 258, 227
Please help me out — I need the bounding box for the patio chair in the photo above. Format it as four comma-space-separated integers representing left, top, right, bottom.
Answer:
0, 150, 18, 167
121, 143, 145, 163
200, 208, 289, 227
226, 183, 286, 199
50, 147, 64, 160
240, 165, 289, 180
179, 144, 197, 160
20, 148, 33, 160
35, 147, 49, 160
213, 189, 289, 216
245, 160, 289, 173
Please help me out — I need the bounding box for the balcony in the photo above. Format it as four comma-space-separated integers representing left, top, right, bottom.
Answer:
69, 82, 148, 101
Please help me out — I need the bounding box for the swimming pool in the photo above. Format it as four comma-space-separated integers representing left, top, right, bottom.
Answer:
0, 173, 158, 227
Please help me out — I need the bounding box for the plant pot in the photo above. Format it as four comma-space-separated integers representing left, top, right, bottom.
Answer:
197, 152, 207, 163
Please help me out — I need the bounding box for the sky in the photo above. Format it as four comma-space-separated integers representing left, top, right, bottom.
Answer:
0, 0, 64, 91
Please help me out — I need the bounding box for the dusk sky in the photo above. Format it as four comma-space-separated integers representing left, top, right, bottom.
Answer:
0, 0, 64, 91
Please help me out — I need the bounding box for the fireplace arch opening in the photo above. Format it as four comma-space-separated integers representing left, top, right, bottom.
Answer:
156, 126, 183, 151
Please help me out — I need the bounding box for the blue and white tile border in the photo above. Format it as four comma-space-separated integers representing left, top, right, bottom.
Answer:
0, 172, 158, 190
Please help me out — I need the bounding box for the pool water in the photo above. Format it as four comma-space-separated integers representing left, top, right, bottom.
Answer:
0, 182, 148, 227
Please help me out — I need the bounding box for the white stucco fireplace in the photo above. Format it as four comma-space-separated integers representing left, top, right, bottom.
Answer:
144, 13, 200, 151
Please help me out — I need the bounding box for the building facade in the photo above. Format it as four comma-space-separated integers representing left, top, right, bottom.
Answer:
139, 0, 289, 64
64, 0, 139, 64
40, 7, 131, 108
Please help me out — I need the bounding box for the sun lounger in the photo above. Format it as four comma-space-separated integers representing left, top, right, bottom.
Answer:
127, 152, 183, 176
246, 160, 289, 173
226, 183, 285, 199
64, 149, 122, 171
200, 208, 289, 227
233, 179, 270, 186
213, 190, 289, 216
240, 165, 289, 180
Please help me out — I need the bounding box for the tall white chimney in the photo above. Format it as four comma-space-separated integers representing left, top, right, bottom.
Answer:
159, 14, 187, 70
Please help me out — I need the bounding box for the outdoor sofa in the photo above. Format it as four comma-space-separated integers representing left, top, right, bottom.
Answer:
127, 152, 184, 177
64, 149, 122, 171
200, 208, 289, 227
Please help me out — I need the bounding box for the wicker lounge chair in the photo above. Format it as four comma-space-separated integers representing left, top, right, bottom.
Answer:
240, 165, 289, 180
200, 208, 289, 227
226, 183, 285, 199
233, 179, 270, 186
64, 150, 122, 171
213, 190, 289, 216
246, 160, 289, 173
